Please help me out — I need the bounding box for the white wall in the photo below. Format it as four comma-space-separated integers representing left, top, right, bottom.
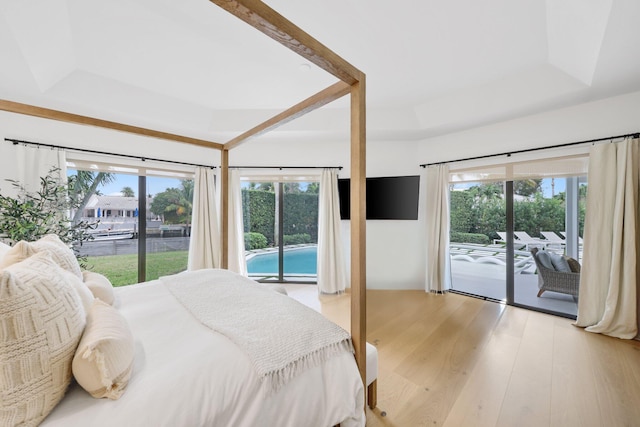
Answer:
0, 110, 221, 173
2, 89, 640, 290
416, 90, 640, 164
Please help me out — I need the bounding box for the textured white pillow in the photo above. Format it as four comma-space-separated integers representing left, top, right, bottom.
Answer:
0, 234, 82, 279
33, 234, 83, 279
0, 252, 85, 427
73, 299, 134, 400
0, 240, 32, 270
0, 240, 10, 263
82, 270, 116, 305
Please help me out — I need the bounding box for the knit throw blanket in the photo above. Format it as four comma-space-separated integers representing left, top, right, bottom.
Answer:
161, 269, 353, 393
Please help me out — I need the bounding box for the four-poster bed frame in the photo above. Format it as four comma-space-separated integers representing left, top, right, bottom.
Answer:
0, 0, 367, 398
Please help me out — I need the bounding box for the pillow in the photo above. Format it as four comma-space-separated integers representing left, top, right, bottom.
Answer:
73, 299, 134, 400
550, 253, 571, 273
66, 269, 95, 315
82, 271, 116, 305
566, 257, 581, 273
0, 252, 85, 427
535, 250, 554, 270
0, 240, 10, 263
0, 235, 82, 279
0, 240, 32, 270
33, 234, 83, 279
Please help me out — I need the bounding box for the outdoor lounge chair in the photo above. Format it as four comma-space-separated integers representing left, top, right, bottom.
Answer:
514, 231, 546, 249
493, 231, 528, 249
493, 231, 508, 244
540, 231, 566, 248
530, 247, 580, 298
560, 231, 584, 245
541, 231, 565, 243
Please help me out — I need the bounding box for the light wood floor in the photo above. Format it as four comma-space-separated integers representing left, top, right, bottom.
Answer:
311, 289, 640, 427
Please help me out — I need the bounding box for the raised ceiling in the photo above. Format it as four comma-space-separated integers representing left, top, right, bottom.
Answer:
1, 0, 639, 143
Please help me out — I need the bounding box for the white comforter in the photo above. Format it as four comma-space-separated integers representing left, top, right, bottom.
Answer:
42, 271, 365, 427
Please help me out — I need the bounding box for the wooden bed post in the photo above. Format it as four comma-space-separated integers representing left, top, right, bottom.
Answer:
221, 148, 230, 269
351, 78, 367, 390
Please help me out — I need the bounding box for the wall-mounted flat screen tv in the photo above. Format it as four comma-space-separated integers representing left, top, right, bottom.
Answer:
338, 175, 420, 220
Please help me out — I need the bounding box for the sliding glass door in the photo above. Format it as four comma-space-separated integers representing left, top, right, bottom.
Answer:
510, 173, 586, 317
282, 182, 318, 281
449, 181, 507, 301
449, 155, 588, 318
243, 179, 319, 283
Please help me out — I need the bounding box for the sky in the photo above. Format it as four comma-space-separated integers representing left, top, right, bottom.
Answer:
540, 178, 566, 198
67, 170, 184, 197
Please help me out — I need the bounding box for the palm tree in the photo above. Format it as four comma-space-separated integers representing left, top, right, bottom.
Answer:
150, 180, 194, 224
121, 186, 135, 197
165, 180, 193, 222
68, 171, 115, 223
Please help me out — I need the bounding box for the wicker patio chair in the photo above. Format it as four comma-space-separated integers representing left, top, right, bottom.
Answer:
530, 247, 580, 298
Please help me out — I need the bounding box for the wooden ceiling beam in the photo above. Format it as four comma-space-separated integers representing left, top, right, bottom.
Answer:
209, 0, 364, 85
0, 99, 224, 150
225, 80, 351, 150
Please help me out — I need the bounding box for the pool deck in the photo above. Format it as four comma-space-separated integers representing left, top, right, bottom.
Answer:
450, 243, 577, 316
252, 242, 578, 317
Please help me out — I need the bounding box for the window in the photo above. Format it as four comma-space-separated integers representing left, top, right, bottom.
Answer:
67, 156, 194, 287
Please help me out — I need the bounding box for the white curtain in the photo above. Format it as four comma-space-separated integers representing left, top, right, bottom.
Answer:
227, 169, 247, 275
575, 137, 639, 339
188, 167, 220, 270
317, 169, 347, 294
16, 144, 67, 193
424, 164, 452, 293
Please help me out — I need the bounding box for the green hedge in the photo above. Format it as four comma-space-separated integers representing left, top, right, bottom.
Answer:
450, 232, 490, 244
283, 233, 312, 245
450, 184, 586, 242
283, 193, 318, 242
241, 189, 318, 246
244, 232, 268, 250
242, 190, 275, 244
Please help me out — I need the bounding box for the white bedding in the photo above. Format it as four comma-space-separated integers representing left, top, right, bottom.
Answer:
41, 271, 365, 427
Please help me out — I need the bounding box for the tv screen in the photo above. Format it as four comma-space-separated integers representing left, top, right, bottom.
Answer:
338, 175, 420, 220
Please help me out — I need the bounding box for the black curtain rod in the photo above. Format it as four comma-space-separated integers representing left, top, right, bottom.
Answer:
5, 138, 216, 169
419, 132, 640, 168
228, 165, 342, 170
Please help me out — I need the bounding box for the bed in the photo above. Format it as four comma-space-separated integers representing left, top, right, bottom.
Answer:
41, 269, 365, 427
0, 235, 364, 426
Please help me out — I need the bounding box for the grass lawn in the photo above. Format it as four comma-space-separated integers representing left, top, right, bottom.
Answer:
87, 250, 189, 287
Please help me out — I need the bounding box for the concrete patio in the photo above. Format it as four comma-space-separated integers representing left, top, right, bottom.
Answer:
450, 243, 578, 317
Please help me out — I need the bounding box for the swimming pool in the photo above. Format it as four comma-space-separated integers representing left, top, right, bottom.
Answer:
246, 245, 317, 275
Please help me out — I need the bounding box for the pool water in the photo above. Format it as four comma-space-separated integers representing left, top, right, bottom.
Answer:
247, 246, 317, 275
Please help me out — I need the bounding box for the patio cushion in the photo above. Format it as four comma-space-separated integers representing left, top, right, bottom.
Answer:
566, 257, 581, 273
550, 253, 571, 272
535, 250, 554, 270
